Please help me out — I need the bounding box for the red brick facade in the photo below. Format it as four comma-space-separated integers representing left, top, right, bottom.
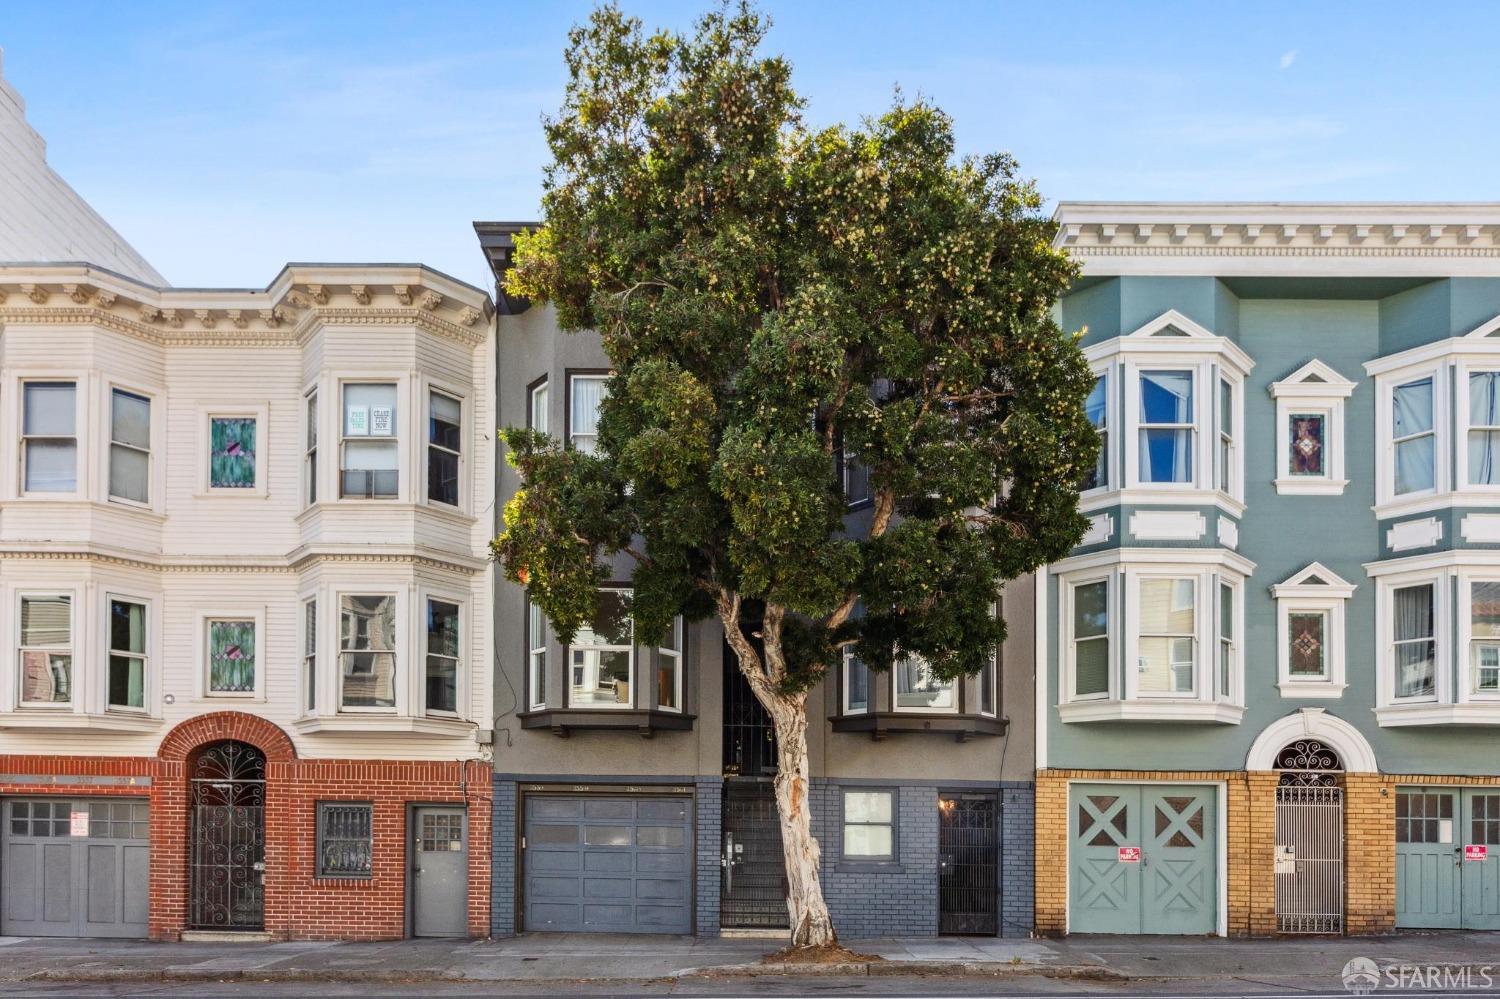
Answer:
0, 712, 490, 941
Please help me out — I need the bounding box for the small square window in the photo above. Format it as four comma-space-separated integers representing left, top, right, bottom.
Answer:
316, 802, 373, 878
842, 790, 894, 860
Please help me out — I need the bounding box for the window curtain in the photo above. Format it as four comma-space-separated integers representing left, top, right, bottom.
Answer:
1393, 584, 1435, 698
571, 377, 608, 452
1072, 581, 1109, 696
1139, 370, 1193, 483
1393, 378, 1435, 494
1471, 372, 1500, 485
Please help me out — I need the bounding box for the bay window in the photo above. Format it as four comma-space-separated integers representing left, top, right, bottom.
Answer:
569, 374, 608, 454
1082, 374, 1107, 491
108, 389, 151, 504
1392, 582, 1437, 700
1137, 577, 1195, 695
341, 383, 398, 498
1469, 371, 1500, 486
657, 617, 683, 711
894, 656, 955, 712
568, 588, 633, 708
527, 599, 548, 710
1472, 581, 1500, 696
1217, 581, 1234, 701
340, 595, 396, 708
843, 651, 870, 714
424, 599, 459, 715
304, 598, 317, 713
18, 594, 71, 705
22, 382, 76, 493
1138, 370, 1194, 484
1216, 378, 1234, 493
1373, 563, 1500, 725
107, 599, 146, 711
427, 391, 461, 506
305, 391, 319, 505
1393, 378, 1436, 496
1069, 578, 1110, 699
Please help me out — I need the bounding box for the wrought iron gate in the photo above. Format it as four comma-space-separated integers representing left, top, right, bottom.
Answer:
720, 779, 788, 928
1274, 739, 1344, 934
721, 638, 777, 777
190, 741, 266, 930
939, 793, 999, 935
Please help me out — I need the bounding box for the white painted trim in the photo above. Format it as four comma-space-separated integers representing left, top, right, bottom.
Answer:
1126, 308, 1217, 341
1244, 707, 1379, 772
1462, 514, 1500, 544
1216, 518, 1239, 549
1464, 312, 1500, 341
1373, 568, 1450, 710
1035, 568, 1048, 771
1129, 509, 1206, 541
1387, 517, 1444, 553
1271, 561, 1358, 598
1080, 513, 1114, 546
194, 608, 268, 702
1270, 361, 1353, 497
1053, 545, 1257, 576
1056, 700, 1245, 724
1374, 703, 1500, 726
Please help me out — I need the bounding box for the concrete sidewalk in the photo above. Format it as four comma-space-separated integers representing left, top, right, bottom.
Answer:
0, 930, 1495, 987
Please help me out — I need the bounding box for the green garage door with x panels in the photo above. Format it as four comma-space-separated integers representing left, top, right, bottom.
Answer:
523, 794, 692, 933
1069, 783, 1217, 935
2, 798, 150, 938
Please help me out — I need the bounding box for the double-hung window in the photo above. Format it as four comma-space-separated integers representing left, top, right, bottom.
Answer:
1138, 370, 1194, 484
1137, 577, 1196, 695
1392, 377, 1436, 495
894, 656, 955, 712
527, 599, 548, 710
427, 391, 461, 506
22, 382, 76, 493
341, 383, 398, 498
529, 379, 549, 434
1070, 579, 1110, 699
424, 599, 460, 715
568, 588, 633, 708
842, 790, 894, 860
305, 391, 319, 505
1217, 581, 1235, 701
569, 374, 608, 454
1392, 582, 1437, 699
304, 599, 318, 713
107, 598, 147, 711
109, 389, 151, 504
1472, 581, 1500, 696
1470, 372, 1500, 486
340, 595, 396, 709
843, 651, 870, 714
1216, 378, 1234, 494
1082, 374, 1107, 490
18, 595, 71, 705
657, 617, 682, 711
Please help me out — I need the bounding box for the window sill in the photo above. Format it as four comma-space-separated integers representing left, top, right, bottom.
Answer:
1057, 700, 1244, 724
0, 711, 163, 733
1080, 487, 1245, 518
295, 501, 477, 525
519, 708, 696, 738
1274, 478, 1349, 497
1374, 703, 1500, 727
291, 714, 477, 737
828, 712, 1006, 741
1277, 682, 1348, 699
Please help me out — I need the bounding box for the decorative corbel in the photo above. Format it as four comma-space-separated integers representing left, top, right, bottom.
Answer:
458, 306, 482, 327
1244, 224, 1262, 240
1353, 225, 1371, 242
1280, 224, 1299, 241
1466, 225, 1483, 242
0, 288, 8, 304
96, 290, 117, 308
63, 284, 92, 304
1426, 225, 1445, 241
162, 309, 184, 328
1134, 224, 1153, 243
20, 284, 48, 304
195, 309, 217, 328
1317, 225, 1334, 240
260, 308, 281, 328
393, 285, 413, 305
1100, 224, 1117, 242
351, 284, 371, 305
1172, 224, 1190, 241
418, 289, 443, 311
226, 309, 247, 328
305, 284, 329, 305
1389, 224, 1408, 241
1208, 224, 1225, 241
139, 304, 163, 323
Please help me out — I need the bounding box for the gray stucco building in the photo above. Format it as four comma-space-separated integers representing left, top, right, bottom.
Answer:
476, 222, 1035, 940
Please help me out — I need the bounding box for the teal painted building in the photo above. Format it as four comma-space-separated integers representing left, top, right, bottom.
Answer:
1038, 203, 1500, 937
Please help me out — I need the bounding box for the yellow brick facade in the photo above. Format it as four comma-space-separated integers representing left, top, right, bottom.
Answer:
1036, 768, 1500, 937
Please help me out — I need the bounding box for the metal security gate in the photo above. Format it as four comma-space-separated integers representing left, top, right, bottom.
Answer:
938, 793, 998, 935
1274, 740, 1344, 934
189, 741, 266, 930
720, 779, 787, 929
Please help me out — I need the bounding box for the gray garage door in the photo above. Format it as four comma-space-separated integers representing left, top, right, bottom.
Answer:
2, 798, 150, 938
524, 795, 692, 933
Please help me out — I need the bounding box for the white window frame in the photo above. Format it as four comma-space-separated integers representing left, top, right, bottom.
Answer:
335, 589, 402, 714
1370, 358, 1448, 516
529, 378, 549, 435
198, 406, 269, 497
1374, 571, 1447, 709
842, 650, 871, 715
338, 378, 404, 502
527, 598, 548, 711
1055, 548, 1252, 723
195, 609, 266, 700
566, 586, 635, 710
656, 616, 684, 713
978, 644, 998, 718
1459, 572, 1500, 703
422, 381, 466, 511
1216, 578, 1238, 704
105, 384, 154, 508
1063, 573, 1114, 702
568, 373, 610, 455
1081, 369, 1113, 495
104, 594, 150, 714
1269, 360, 1355, 496
420, 592, 464, 718
1271, 562, 1354, 698
1082, 310, 1253, 518
301, 594, 319, 716
18, 378, 82, 498
841, 789, 895, 861
16, 590, 76, 708
892, 655, 958, 714
303, 387, 320, 508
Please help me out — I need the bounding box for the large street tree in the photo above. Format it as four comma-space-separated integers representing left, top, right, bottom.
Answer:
496, 1, 1096, 948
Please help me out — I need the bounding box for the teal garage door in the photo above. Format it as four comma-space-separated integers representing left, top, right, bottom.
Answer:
1070, 784, 1217, 935
1397, 787, 1500, 930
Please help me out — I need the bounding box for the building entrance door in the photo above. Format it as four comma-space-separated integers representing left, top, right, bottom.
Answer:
1397, 788, 1500, 930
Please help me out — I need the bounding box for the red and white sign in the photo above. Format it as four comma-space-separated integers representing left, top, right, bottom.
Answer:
1466, 844, 1488, 861
1117, 846, 1141, 863
69, 811, 89, 838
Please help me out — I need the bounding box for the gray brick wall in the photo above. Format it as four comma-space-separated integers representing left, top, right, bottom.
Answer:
491, 778, 518, 937
999, 781, 1035, 938
694, 777, 724, 935
812, 780, 940, 938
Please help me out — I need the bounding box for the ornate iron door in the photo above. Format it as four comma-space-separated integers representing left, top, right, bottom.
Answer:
189, 741, 266, 930
938, 793, 999, 935
719, 779, 788, 928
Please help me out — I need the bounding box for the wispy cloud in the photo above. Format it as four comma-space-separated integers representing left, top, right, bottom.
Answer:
1279, 49, 1298, 70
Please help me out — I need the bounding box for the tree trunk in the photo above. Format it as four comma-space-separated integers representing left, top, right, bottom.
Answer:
762, 691, 837, 947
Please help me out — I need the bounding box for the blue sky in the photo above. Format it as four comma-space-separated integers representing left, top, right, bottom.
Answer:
2, 2, 1497, 290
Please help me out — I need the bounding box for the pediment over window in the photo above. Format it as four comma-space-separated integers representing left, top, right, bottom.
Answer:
1125, 309, 1218, 340
1271, 562, 1357, 599
1464, 313, 1500, 339
1269, 359, 1356, 398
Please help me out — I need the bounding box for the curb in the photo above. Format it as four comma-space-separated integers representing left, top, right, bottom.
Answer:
683, 960, 1127, 981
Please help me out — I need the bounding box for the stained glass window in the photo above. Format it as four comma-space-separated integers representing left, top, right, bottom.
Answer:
1289, 414, 1325, 476
208, 619, 256, 692
1288, 611, 1327, 677
209, 417, 256, 488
